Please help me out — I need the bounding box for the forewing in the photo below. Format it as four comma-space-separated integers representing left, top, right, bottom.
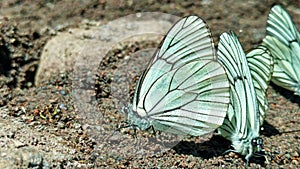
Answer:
217, 31, 260, 140
133, 16, 216, 112
246, 46, 274, 125
132, 16, 230, 136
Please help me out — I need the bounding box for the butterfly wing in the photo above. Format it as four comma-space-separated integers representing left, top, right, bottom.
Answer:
217, 31, 260, 161
263, 5, 300, 95
133, 15, 217, 110
265, 5, 299, 46
130, 16, 230, 136
246, 46, 274, 125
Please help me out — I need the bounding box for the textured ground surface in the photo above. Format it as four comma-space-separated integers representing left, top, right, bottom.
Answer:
0, 0, 300, 168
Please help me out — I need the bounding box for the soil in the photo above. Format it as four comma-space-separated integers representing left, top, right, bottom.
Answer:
0, 0, 300, 168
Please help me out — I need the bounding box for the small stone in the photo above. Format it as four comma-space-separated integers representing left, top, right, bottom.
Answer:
291, 151, 299, 157
28, 153, 46, 168
13, 140, 27, 148
59, 90, 66, 95
57, 122, 65, 129
228, 152, 235, 157
82, 124, 90, 130
284, 153, 292, 160
73, 123, 81, 129
7, 131, 15, 138
69, 149, 76, 155
59, 103, 67, 110
292, 159, 299, 165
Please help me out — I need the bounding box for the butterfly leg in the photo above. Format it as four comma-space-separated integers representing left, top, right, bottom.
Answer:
222, 148, 235, 155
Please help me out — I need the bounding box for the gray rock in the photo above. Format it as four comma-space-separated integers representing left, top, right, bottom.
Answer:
35, 14, 177, 86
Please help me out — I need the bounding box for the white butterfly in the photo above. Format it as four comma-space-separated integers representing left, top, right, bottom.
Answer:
125, 16, 230, 137
246, 46, 274, 125
217, 31, 265, 163
263, 5, 300, 95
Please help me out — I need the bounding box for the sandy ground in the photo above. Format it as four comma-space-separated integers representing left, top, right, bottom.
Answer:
0, 0, 300, 168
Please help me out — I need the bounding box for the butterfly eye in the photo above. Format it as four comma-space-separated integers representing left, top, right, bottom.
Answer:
257, 138, 263, 145
121, 106, 129, 114
252, 137, 263, 146
251, 139, 257, 146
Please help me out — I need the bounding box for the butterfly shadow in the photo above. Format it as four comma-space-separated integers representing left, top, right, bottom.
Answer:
0, 44, 12, 76
270, 82, 300, 106
260, 121, 280, 137
172, 133, 269, 165
262, 120, 300, 137
172, 134, 231, 159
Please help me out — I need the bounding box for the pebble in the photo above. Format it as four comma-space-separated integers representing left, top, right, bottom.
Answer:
7, 131, 15, 138
59, 103, 67, 110
228, 152, 235, 157
73, 123, 82, 129
291, 151, 299, 157
82, 124, 90, 130
187, 155, 194, 162
284, 153, 292, 160
59, 90, 66, 95
292, 159, 299, 165
57, 122, 65, 129
13, 140, 27, 148
28, 153, 45, 168
69, 149, 76, 155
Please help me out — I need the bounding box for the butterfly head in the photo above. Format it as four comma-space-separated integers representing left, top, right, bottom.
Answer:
121, 104, 152, 131
230, 134, 265, 163
252, 137, 263, 153
244, 137, 266, 164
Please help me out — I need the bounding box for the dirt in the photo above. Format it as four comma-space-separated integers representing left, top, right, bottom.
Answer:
0, 0, 300, 168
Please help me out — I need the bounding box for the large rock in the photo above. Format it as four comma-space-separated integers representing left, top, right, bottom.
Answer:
35, 13, 179, 86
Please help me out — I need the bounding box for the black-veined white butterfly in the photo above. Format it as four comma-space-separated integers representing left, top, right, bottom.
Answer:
217, 31, 265, 163
246, 46, 274, 125
263, 5, 300, 95
124, 16, 230, 137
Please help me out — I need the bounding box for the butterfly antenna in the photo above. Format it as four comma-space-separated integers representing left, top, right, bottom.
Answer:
280, 129, 300, 134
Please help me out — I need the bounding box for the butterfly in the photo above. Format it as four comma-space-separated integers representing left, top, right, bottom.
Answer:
123, 15, 230, 137
217, 31, 267, 163
263, 5, 300, 95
